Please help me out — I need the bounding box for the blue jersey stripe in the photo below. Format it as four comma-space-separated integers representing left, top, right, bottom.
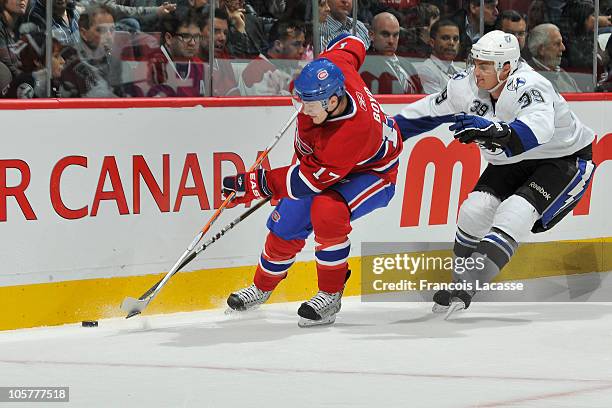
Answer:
509, 119, 540, 151
393, 114, 455, 141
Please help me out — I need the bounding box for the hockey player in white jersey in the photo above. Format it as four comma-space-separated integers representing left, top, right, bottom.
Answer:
393, 30, 596, 317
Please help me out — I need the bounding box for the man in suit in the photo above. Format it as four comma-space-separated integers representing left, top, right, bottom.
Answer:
360, 12, 421, 94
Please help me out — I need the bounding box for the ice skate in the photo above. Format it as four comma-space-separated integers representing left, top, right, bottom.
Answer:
432, 289, 452, 313
297, 270, 351, 327
444, 290, 473, 320
297, 290, 343, 327
226, 284, 272, 313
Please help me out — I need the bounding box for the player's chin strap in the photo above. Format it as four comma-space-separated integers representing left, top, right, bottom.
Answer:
324, 93, 350, 122
486, 66, 519, 94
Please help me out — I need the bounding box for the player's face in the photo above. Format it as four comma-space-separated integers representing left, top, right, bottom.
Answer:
500, 19, 526, 50
301, 100, 328, 123
293, 93, 335, 124
473, 59, 499, 90
539, 29, 565, 68
370, 19, 400, 56
431, 26, 459, 61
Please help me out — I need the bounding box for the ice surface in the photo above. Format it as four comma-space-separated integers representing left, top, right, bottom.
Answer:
1, 298, 612, 408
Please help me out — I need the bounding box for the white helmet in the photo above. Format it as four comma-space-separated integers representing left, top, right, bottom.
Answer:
471, 30, 520, 74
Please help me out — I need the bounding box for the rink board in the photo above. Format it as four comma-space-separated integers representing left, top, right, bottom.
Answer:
0, 95, 611, 330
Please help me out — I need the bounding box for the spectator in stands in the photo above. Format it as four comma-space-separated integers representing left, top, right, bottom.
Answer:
59, 6, 117, 97
187, 0, 206, 12
397, 2, 440, 59
78, 5, 114, 64
450, 0, 499, 59
360, 12, 421, 94
8, 31, 64, 97
198, 7, 239, 96
559, 0, 596, 74
298, 0, 330, 60
239, 20, 304, 95
496, 10, 529, 59
527, 23, 580, 92
417, 19, 464, 94
321, 0, 370, 49
28, 0, 80, 46
222, 0, 267, 57
1, 0, 28, 80
318, 0, 331, 23
249, 0, 286, 18
82, 0, 176, 27
527, 0, 547, 30
0, 60, 10, 95
146, 10, 205, 96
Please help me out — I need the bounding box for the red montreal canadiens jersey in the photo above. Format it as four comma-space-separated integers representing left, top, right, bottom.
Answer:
266, 35, 404, 200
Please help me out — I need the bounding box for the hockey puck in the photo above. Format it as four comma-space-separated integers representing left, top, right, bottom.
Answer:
81, 320, 98, 327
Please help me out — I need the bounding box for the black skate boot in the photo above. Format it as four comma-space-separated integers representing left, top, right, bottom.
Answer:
297, 270, 351, 327
445, 289, 473, 320
432, 289, 452, 313
227, 284, 272, 312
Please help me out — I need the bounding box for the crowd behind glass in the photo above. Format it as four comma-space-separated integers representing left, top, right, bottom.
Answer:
0, 0, 610, 98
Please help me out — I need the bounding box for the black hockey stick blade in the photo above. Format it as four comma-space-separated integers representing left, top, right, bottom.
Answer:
121, 296, 151, 318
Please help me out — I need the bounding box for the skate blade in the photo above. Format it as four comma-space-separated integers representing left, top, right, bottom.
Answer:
298, 314, 336, 328
432, 303, 450, 314
224, 305, 265, 317
444, 300, 465, 320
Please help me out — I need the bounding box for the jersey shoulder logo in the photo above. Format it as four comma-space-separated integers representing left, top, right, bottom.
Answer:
452, 71, 468, 80
506, 77, 527, 91
355, 91, 367, 111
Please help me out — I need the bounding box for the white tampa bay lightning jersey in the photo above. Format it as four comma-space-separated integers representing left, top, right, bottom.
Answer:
394, 62, 595, 165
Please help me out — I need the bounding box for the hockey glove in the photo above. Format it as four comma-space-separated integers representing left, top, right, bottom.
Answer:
222, 169, 272, 205
449, 114, 511, 151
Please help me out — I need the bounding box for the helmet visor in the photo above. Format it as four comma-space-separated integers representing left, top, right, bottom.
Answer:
292, 90, 327, 116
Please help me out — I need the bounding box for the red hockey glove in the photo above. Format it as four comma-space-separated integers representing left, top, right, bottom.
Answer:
222, 169, 272, 205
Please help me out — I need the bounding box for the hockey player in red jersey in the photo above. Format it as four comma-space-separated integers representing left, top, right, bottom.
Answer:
222, 33, 403, 327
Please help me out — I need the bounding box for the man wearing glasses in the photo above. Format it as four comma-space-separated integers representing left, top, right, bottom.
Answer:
148, 10, 205, 97
496, 10, 528, 59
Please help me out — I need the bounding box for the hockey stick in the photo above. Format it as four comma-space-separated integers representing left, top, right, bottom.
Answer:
120, 111, 298, 318
121, 197, 272, 318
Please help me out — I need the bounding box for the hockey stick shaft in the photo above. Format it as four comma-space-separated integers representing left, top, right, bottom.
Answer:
175, 196, 272, 272
196, 110, 298, 239
139, 197, 271, 299
121, 112, 297, 316
122, 197, 272, 318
